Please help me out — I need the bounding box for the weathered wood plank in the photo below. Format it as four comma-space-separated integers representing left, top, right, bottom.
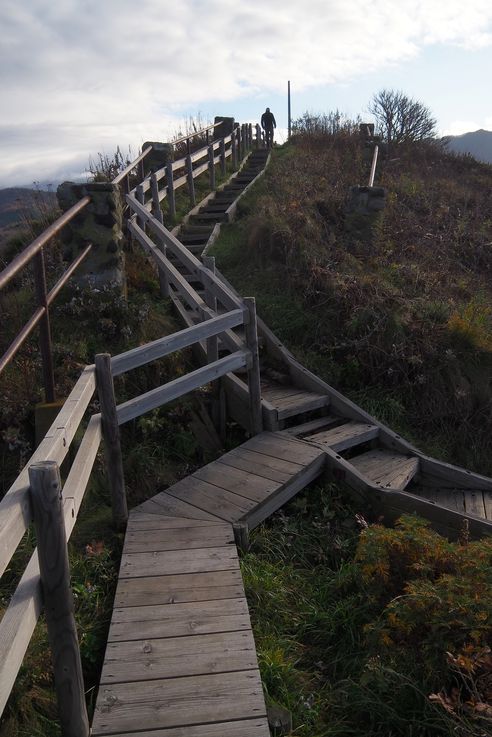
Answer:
100, 631, 257, 683
483, 492, 492, 520
165, 476, 256, 522
217, 447, 304, 484
244, 453, 326, 530
136, 492, 221, 522
306, 422, 379, 452
120, 546, 239, 579
114, 570, 245, 607
129, 511, 223, 529
108, 598, 250, 642
281, 415, 341, 437
349, 449, 419, 490
111, 309, 245, 376
241, 432, 324, 465
92, 671, 266, 734
464, 490, 486, 518
124, 524, 234, 553
193, 463, 279, 503
29, 462, 89, 737
102, 719, 270, 737
420, 488, 466, 514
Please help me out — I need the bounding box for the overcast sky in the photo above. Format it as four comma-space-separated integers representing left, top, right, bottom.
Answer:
1, 0, 492, 187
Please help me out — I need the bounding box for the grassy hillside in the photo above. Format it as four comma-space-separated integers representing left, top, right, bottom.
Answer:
210, 132, 492, 473
209, 131, 492, 736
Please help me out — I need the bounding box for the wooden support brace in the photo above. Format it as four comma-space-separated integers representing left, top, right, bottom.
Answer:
232, 130, 238, 169
186, 153, 196, 208
244, 297, 263, 435
166, 157, 176, 221
220, 138, 226, 176
233, 521, 250, 552
202, 255, 218, 364
95, 353, 128, 530
29, 461, 90, 737
150, 173, 163, 224
135, 183, 146, 231
208, 144, 216, 190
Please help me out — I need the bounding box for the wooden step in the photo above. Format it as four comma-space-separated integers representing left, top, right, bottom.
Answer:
305, 421, 379, 452
261, 386, 330, 420
281, 415, 342, 437
349, 449, 419, 490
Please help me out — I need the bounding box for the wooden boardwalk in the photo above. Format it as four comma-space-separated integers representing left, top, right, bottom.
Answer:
92, 432, 325, 736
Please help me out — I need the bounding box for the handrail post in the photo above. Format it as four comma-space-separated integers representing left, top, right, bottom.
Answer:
135, 183, 146, 232
166, 158, 176, 221
219, 138, 226, 176
150, 173, 164, 224
156, 239, 170, 298
202, 256, 218, 363
186, 153, 196, 207
29, 461, 90, 737
208, 144, 216, 190
244, 297, 263, 435
33, 248, 56, 403
231, 130, 238, 169
255, 123, 261, 149
138, 158, 145, 186
368, 145, 379, 188
95, 353, 128, 530
248, 123, 253, 149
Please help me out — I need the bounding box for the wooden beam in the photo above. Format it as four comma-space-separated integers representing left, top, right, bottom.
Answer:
95, 354, 128, 530
116, 350, 250, 425
111, 309, 245, 376
29, 462, 89, 737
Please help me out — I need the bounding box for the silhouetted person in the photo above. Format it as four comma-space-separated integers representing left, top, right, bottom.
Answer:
261, 107, 276, 148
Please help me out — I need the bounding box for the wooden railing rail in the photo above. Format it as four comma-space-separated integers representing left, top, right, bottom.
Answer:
131, 125, 249, 221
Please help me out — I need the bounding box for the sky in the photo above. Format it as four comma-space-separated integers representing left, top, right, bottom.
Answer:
1, 0, 492, 188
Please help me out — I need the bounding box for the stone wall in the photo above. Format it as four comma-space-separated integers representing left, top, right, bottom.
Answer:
57, 181, 125, 291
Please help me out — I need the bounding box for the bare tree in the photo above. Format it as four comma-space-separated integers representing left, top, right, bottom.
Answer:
369, 89, 437, 145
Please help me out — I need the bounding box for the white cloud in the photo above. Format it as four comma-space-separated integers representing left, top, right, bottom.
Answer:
1, 0, 492, 185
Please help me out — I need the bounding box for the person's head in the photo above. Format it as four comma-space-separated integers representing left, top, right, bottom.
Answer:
266, 107, 270, 113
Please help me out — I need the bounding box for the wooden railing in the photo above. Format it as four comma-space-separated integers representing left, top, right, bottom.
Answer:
133, 123, 255, 219
0, 200, 262, 735
0, 120, 255, 403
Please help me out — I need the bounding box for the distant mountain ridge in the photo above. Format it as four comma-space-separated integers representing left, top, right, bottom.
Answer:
0, 187, 56, 229
445, 129, 492, 164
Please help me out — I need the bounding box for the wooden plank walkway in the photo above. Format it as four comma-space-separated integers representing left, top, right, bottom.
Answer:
92, 432, 325, 736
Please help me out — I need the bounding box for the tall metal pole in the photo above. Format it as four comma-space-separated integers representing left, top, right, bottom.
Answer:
288, 80, 291, 139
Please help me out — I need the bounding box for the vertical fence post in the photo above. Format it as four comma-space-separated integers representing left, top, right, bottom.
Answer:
33, 248, 56, 403
219, 138, 226, 176
248, 123, 253, 149
156, 239, 170, 298
208, 144, 216, 190
231, 130, 238, 169
165, 158, 176, 221
243, 297, 263, 435
136, 183, 146, 232
186, 153, 196, 208
95, 353, 128, 530
202, 256, 218, 363
255, 124, 261, 149
150, 173, 164, 224
29, 461, 90, 737
138, 158, 145, 185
